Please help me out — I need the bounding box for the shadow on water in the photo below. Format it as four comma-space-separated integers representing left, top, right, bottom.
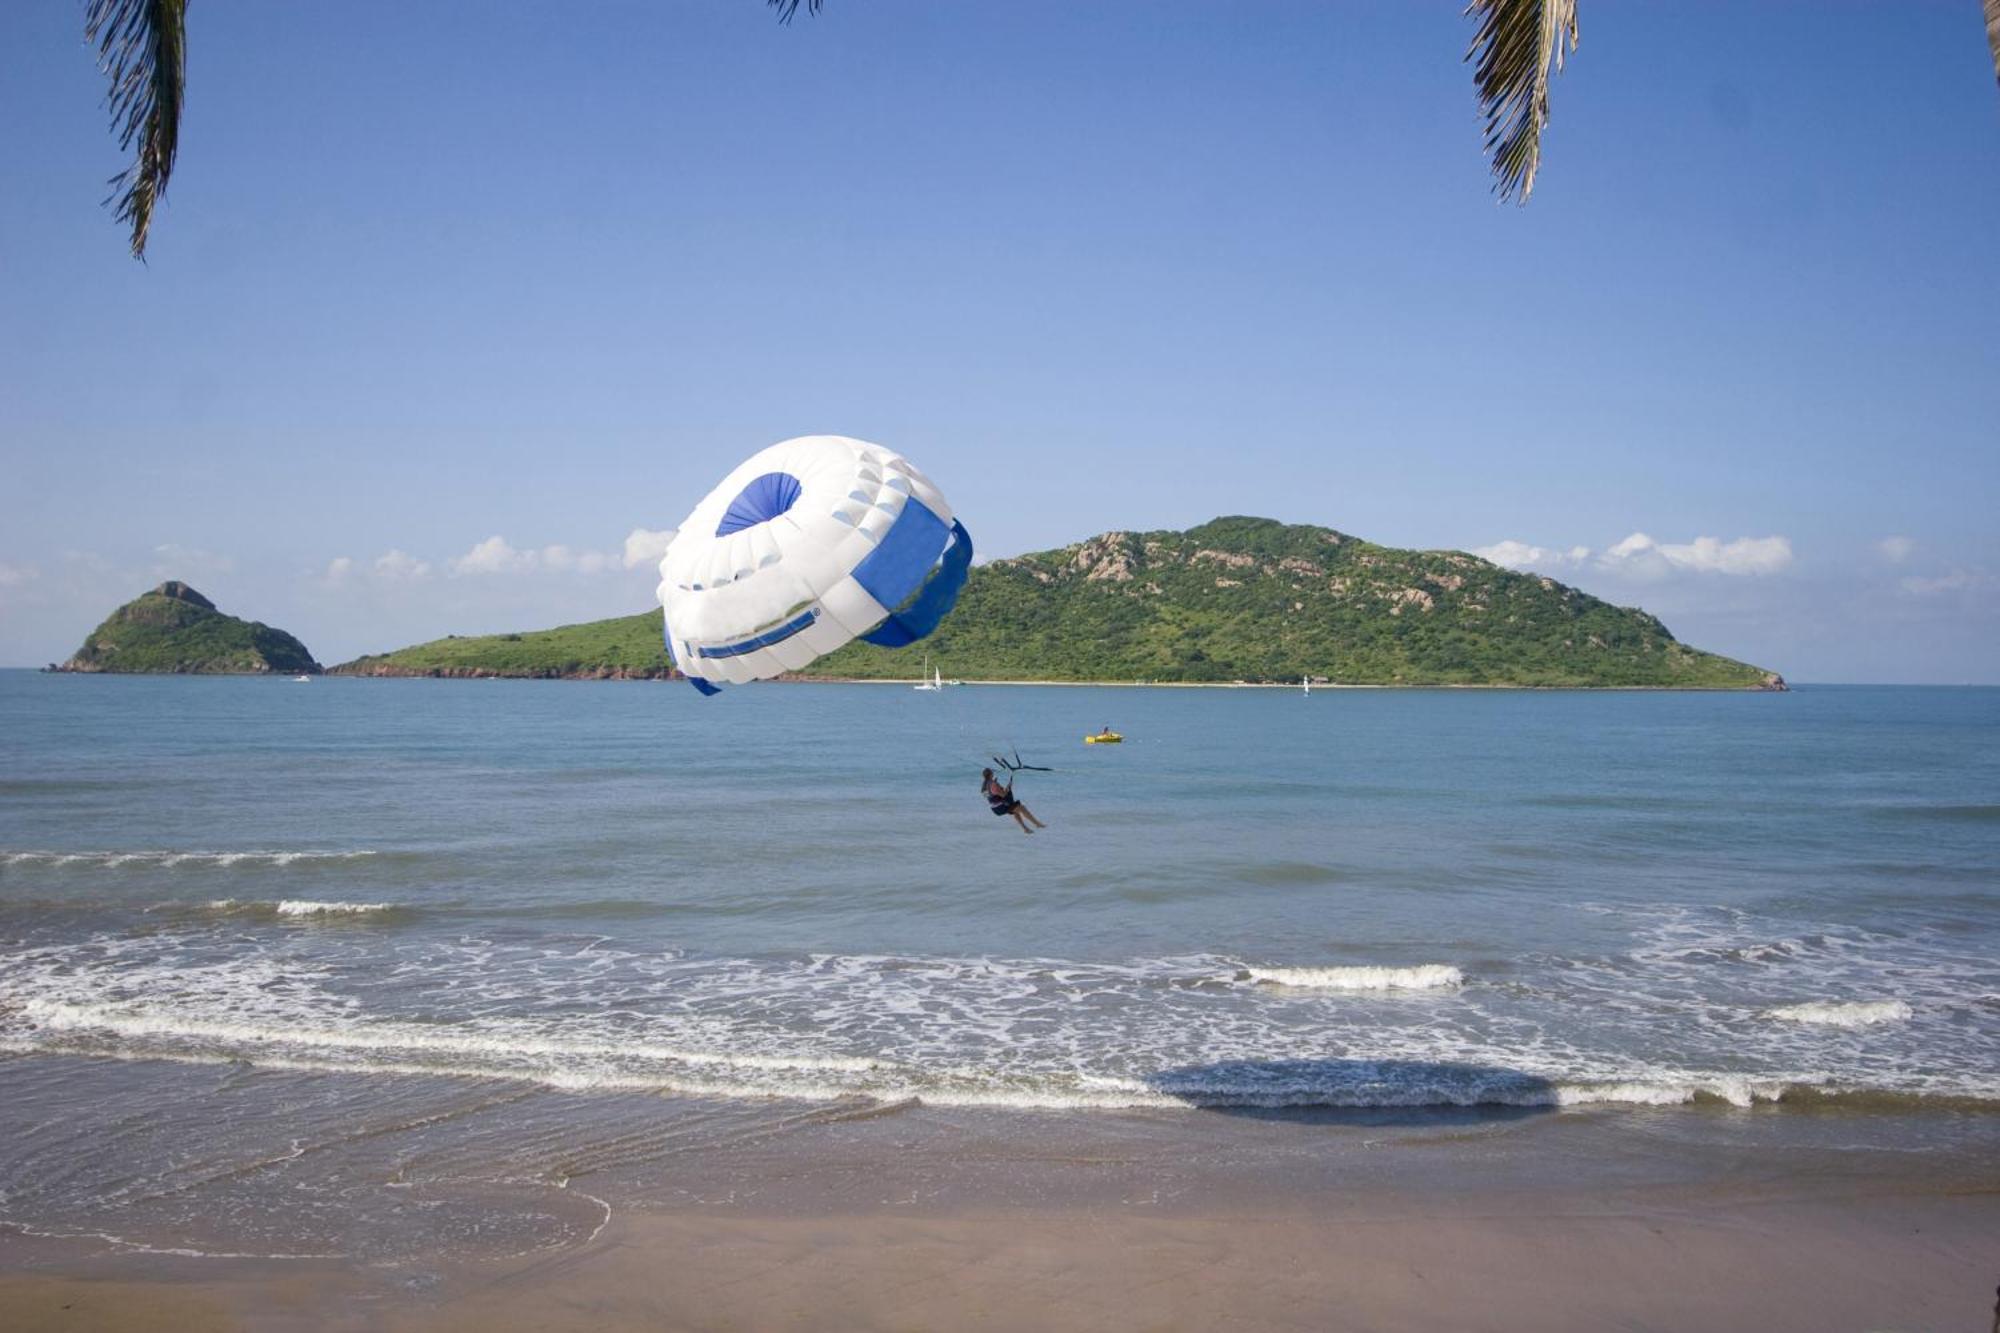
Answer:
1143, 1058, 1559, 1127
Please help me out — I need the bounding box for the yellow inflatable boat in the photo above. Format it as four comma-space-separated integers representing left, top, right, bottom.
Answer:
1084, 732, 1123, 744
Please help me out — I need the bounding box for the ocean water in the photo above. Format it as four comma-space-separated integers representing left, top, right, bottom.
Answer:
1, 672, 1996, 1258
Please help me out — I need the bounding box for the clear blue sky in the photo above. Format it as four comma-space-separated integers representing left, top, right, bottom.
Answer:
3, 1, 1996, 679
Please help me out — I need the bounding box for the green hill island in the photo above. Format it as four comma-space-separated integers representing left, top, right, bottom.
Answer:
53, 582, 322, 675
332, 518, 1785, 690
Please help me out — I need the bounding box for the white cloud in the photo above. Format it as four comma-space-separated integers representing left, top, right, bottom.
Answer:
0, 562, 39, 588
322, 535, 644, 586
1470, 540, 1591, 571
1877, 536, 1915, 564
320, 550, 432, 586
1597, 532, 1793, 578
623, 527, 678, 570
1899, 569, 1991, 597
1474, 531, 1795, 580
448, 536, 624, 577
538, 544, 616, 575
451, 535, 535, 576
374, 550, 432, 580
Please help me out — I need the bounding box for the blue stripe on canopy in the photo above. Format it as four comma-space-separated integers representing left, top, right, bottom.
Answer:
663, 614, 721, 695
715, 472, 803, 537
851, 500, 950, 612
861, 519, 973, 649
696, 608, 819, 660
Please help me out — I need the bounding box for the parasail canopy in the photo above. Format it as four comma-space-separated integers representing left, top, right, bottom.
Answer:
656, 436, 972, 695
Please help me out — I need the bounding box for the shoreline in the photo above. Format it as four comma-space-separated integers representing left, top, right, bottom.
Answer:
302, 669, 1789, 691
793, 675, 1788, 691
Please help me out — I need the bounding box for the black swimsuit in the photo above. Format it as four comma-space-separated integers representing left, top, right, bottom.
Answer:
985, 782, 1017, 815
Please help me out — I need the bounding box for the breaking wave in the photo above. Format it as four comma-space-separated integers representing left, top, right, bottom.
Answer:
189, 899, 409, 922
1, 924, 1993, 1114
274, 900, 395, 918
1767, 1000, 1914, 1028
4, 997, 1959, 1112
1244, 964, 1463, 991
2, 850, 376, 869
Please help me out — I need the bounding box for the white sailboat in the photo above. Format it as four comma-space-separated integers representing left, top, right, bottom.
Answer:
913, 655, 942, 691
1301, 675, 1310, 696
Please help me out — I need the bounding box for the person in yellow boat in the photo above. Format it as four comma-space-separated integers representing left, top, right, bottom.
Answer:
1097, 724, 1115, 738
981, 767, 1046, 835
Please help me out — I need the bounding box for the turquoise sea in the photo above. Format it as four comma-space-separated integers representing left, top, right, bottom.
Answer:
1, 672, 1996, 1259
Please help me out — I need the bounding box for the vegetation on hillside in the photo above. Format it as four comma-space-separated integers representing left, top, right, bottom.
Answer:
330, 518, 1781, 689
333, 613, 670, 679
811, 518, 1776, 688
56, 582, 321, 675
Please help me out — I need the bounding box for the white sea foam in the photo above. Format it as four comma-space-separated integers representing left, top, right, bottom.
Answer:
0, 1219, 341, 1262
1767, 1000, 1913, 1028
1245, 963, 1463, 991
3, 850, 375, 869
5, 928, 1996, 1113
1552, 1077, 1795, 1108
194, 899, 402, 921
273, 900, 394, 918
20, 999, 883, 1078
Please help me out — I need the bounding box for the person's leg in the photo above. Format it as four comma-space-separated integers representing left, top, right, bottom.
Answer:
1020, 804, 1046, 828
1011, 807, 1034, 834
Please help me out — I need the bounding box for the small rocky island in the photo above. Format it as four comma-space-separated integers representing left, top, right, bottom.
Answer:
51, 581, 322, 675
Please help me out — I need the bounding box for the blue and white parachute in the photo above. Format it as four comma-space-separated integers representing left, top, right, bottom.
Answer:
656, 436, 972, 694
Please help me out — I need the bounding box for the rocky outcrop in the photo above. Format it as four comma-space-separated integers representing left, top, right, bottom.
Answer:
1066, 533, 1139, 582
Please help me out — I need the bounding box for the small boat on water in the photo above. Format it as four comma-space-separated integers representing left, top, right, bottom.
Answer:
913, 656, 942, 692
291, 675, 312, 683
1085, 731, 1123, 744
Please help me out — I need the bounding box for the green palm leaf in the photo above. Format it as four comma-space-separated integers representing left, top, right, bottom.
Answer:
1465, 0, 1579, 204
1986, 0, 2000, 89
86, 0, 187, 260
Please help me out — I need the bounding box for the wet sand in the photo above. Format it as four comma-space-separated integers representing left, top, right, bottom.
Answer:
4, 1188, 1994, 1332
3, 1100, 1995, 1332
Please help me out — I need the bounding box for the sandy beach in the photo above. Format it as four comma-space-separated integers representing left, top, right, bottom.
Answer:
3, 1166, 1992, 1332
3, 1095, 1995, 1332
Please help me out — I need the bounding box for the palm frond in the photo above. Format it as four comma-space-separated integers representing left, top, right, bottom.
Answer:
86, 0, 187, 259
1986, 0, 2000, 91
768, 0, 823, 25
1465, 0, 1578, 204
